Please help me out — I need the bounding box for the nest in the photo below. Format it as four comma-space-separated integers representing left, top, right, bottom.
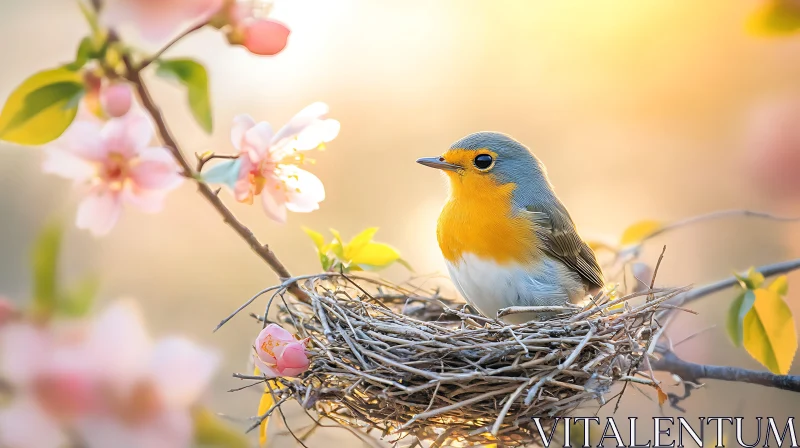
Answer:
249, 274, 687, 447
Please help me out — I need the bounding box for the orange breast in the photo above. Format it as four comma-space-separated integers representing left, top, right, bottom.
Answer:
436, 174, 538, 264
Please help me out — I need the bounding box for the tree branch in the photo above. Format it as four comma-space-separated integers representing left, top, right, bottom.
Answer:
651, 350, 800, 392
125, 61, 308, 303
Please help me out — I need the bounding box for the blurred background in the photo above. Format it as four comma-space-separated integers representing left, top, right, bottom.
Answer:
1, 0, 800, 445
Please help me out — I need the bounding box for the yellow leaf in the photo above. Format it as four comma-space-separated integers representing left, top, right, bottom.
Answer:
735, 267, 765, 290
586, 240, 617, 254
302, 227, 326, 251
257, 388, 274, 447
620, 220, 662, 246
747, 0, 800, 36
343, 227, 379, 261
350, 242, 401, 270
0, 68, 83, 145
769, 275, 789, 296
742, 288, 797, 374
328, 229, 345, 259
656, 386, 668, 406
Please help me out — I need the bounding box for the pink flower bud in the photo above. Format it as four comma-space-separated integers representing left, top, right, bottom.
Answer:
101, 83, 134, 118
243, 19, 290, 56
253, 324, 309, 377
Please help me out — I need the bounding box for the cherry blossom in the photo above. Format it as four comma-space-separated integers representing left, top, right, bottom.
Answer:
204, 102, 339, 222
217, 0, 291, 56
100, 83, 134, 118
103, 0, 225, 42
253, 324, 309, 377
42, 112, 183, 236
0, 300, 219, 448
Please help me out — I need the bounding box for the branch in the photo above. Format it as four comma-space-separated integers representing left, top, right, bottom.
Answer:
125, 61, 308, 303
138, 22, 208, 70
651, 350, 800, 392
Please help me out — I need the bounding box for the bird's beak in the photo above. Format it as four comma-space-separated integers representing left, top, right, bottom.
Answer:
416, 156, 462, 172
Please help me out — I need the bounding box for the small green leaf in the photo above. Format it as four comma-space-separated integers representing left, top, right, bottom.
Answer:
202, 158, 242, 189
769, 275, 789, 296
748, 0, 800, 36
742, 288, 797, 375
302, 227, 326, 251
30, 222, 63, 317
397, 258, 414, 272
351, 242, 401, 270
56, 276, 98, 317
156, 59, 213, 133
65, 37, 96, 71
0, 68, 83, 145
734, 267, 766, 290
192, 407, 250, 448
726, 290, 756, 347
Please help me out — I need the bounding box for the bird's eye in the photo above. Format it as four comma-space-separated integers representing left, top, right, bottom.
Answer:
473, 154, 494, 170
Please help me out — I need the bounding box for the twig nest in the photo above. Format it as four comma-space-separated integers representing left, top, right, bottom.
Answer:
262, 274, 685, 447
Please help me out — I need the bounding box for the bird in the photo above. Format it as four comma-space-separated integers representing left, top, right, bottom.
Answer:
417, 131, 604, 323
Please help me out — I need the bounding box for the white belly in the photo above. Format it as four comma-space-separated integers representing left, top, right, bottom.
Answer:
445, 252, 582, 321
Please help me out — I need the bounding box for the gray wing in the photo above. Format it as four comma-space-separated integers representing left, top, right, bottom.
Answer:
523, 203, 605, 289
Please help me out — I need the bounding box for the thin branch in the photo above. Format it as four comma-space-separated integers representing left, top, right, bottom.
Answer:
138, 22, 208, 69
652, 351, 800, 392
125, 61, 309, 303
645, 209, 800, 243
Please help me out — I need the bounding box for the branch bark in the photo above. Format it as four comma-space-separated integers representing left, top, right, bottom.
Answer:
126, 63, 308, 302
652, 350, 800, 392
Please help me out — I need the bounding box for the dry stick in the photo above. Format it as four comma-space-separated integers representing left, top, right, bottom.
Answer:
651, 351, 800, 392
126, 65, 309, 304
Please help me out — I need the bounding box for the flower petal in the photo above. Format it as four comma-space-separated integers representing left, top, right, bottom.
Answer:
75, 192, 123, 236
0, 399, 66, 448
51, 120, 105, 161
100, 113, 154, 158
230, 114, 256, 151
150, 337, 220, 407
130, 148, 183, 190
243, 121, 275, 163
275, 342, 309, 377
271, 102, 330, 145
0, 324, 48, 385
280, 166, 325, 213
253, 357, 280, 379
260, 177, 288, 223
122, 187, 168, 214
42, 148, 96, 182
86, 299, 152, 388
293, 119, 341, 151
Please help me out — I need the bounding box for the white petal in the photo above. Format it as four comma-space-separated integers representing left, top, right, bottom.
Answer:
149, 337, 219, 407
272, 102, 330, 144
260, 180, 288, 223
280, 166, 325, 213
243, 122, 274, 162
42, 148, 96, 182
51, 120, 105, 161
293, 119, 341, 151
75, 192, 123, 237
0, 399, 66, 448
230, 114, 256, 151
0, 324, 48, 385
121, 187, 168, 214
100, 112, 154, 157
86, 299, 152, 388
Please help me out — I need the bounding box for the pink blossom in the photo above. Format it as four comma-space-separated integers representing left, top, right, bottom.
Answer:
242, 18, 290, 56
253, 324, 309, 377
100, 83, 134, 118
745, 96, 800, 200
103, 0, 225, 42
0, 300, 219, 448
207, 102, 339, 222
42, 112, 183, 236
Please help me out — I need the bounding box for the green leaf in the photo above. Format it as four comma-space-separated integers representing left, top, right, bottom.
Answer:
397, 258, 414, 272
56, 276, 98, 318
734, 267, 766, 290
202, 158, 242, 189
742, 288, 798, 374
302, 227, 326, 251
748, 0, 800, 36
351, 242, 401, 270
0, 68, 83, 145
192, 407, 250, 448
65, 37, 96, 71
156, 59, 213, 133
30, 222, 63, 317
726, 290, 756, 347
619, 220, 662, 246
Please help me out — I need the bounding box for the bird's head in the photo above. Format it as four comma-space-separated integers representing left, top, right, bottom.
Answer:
417, 132, 553, 201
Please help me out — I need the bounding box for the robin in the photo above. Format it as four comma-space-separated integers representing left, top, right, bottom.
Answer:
417, 131, 604, 323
